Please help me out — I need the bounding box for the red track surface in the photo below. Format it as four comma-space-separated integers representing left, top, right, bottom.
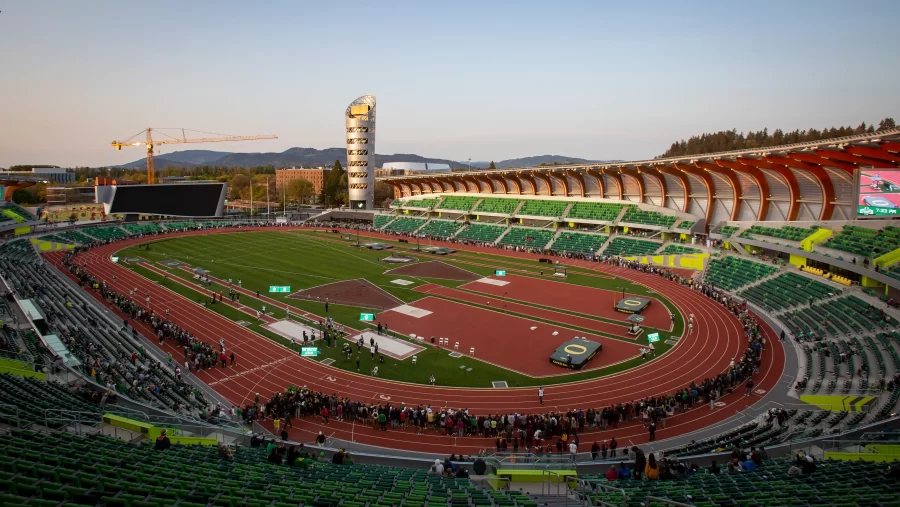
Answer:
45, 227, 785, 455
374, 293, 640, 377
413, 283, 636, 339
458, 273, 671, 329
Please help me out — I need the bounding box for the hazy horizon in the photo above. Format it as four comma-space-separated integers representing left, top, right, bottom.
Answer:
1, 0, 898, 168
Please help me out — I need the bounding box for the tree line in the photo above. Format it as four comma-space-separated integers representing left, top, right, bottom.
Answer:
659, 117, 897, 158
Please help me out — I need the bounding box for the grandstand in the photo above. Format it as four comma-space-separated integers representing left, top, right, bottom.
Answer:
435, 196, 479, 212
497, 227, 554, 249
517, 200, 568, 218
454, 222, 507, 243
565, 202, 627, 222
823, 225, 900, 258
739, 272, 838, 313
621, 208, 678, 228
474, 197, 519, 215
416, 219, 463, 239
602, 237, 661, 256
704, 257, 778, 290
381, 217, 425, 234
549, 232, 607, 255
82, 226, 128, 241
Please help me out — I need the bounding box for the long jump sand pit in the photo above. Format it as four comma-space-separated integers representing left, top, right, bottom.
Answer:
288, 279, 403, 310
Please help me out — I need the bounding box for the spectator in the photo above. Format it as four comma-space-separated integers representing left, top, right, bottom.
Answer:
645, 453, 660, 480
428, 459, 445, 476
617, 462, 631, 480
708, 460, 720, 474
473, 457, 487, 475
154, 429, 172, 450
605, 466, 618, 481
632, 447, 646, 480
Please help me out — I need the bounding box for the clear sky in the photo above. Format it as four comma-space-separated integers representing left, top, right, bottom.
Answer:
1, 0, 898, 168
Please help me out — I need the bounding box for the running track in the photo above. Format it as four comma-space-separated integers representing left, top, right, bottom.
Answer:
44, 227, 784, 455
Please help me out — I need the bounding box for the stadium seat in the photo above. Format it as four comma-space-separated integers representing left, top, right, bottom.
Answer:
516, 200, 567, 218
548, 232, 607, 255
704, 257, 778, 290
565, 202, 627, 222
474, 198, 520, 215
417, 220, 463, 239
382, 217, 426, 234
454, 223, 506, 243
497, 228, 554, 249
436, 196, 479, 212
601, 237, 661, 256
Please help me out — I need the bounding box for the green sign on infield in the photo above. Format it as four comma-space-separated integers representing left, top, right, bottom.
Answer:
647, 332, 660, 343
494, 270, 506, 276
360, 313, 375, 321
269, 286, 291, 293
300, 347, 319, 357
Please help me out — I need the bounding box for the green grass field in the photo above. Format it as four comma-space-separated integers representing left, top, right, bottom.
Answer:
117, 230, 684, 387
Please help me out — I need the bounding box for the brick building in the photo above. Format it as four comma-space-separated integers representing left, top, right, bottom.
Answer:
275, 167, 330, 195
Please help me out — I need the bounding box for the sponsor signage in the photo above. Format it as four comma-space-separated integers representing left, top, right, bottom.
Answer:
269, 286, 291, 293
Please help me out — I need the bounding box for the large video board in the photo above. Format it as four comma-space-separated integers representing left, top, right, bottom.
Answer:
97, 183, 226, 217
858, 169, 900, 217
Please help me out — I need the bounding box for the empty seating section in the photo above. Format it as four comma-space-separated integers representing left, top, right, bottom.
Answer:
549, 232, 607, 255
0, 240, 35, 262
565, 202, 627, 222
659, 244, 702, 255
475, 198, 519, 214
437, 196, 479, 212
888, 265, 900, 282
416, 220, 462, 239
0, 373, 116, 428
122, 223, 164, 235
824, 225, 900, 257
83, 227, 128, 241
602, 237, 660, 257
517, 200, 567, 217
0, 204, 32, 223
59, 231, 97, 244
740, 224, 817, 242
676, 220, 695, 230
621, 208, 677, 228
717, 225, 739, 238
401, 198, 439, 209
738, 272, 839, 312
498, 228, 554, 249
37, 234, 69, 243
0, 430, 496, 507
381, 217, 425, 234
584, 457, 897, 507
373, 216, 394, 229
163, 222, 200, 230
455, 223, 506, 243
704, 257, 777, 290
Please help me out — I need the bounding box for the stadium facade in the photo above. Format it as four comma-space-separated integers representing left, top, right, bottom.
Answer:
380, 128, 900, 223
345, 95, 377, 210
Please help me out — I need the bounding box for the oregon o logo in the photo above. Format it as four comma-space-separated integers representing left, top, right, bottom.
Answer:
714, 402, 726, 407
623, 299, 642, 306
564, 344, 588, 355
754, 389, 767, 395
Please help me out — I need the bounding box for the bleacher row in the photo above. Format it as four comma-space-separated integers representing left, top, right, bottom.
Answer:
0, 430, 537, 507
390, 197, 689, 226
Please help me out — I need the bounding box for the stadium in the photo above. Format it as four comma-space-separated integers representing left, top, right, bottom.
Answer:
0, 122, 898, 506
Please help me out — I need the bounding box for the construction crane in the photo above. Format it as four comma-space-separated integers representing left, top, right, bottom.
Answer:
111, 128, 278, 184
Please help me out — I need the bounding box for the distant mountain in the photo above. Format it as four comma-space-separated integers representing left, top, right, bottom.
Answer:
119, 148, 617, 170
120, 150, 228, 169
120, 147, 467, 170
473, 155, 620, 169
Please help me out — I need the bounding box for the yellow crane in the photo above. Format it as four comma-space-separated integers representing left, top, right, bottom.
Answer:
111, 128, 278, 184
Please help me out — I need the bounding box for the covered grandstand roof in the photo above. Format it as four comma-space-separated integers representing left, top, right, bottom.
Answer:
380, 128, 900, 223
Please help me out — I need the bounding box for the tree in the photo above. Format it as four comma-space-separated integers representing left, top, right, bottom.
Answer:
286, 178, 314, 204
879, 118, 897, 131
323, 160, 346, 206
488, 161, 496, 170
230, 173, 250, 199
374, 181, 395, 207
11, 188, 37, 205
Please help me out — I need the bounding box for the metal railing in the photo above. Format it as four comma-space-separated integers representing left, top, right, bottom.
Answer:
581, 481, 627, 507
488, 452, 577, 469
643, 496, 694, 507
0, 404, 21, 428
541, 470, 564, 498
